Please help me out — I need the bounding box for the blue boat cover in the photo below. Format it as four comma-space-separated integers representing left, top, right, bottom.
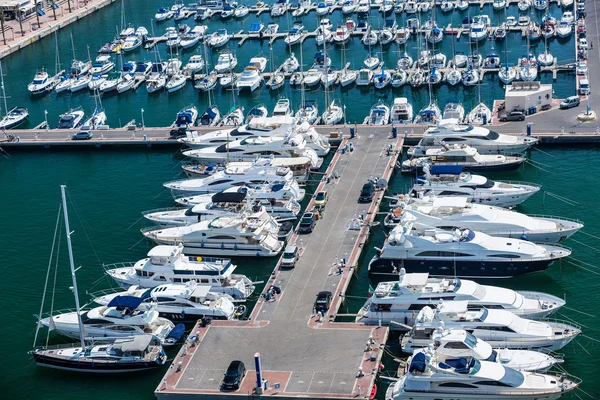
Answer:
166, 323, 186, 341
203, 107, 216, 119
249, 22, 262, 32
420, 110, 436, 115
409, 352, 426, 373
430, 165, 463, 175
271, 183, 285, 191
107, 295, 144, 310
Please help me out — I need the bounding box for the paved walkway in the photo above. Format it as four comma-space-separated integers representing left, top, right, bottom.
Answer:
0, 0, 115, 59
155, 130, 402, 399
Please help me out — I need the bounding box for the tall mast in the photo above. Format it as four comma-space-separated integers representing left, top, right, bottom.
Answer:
60, 185, 86, 349
70, 32, 76, 62
0, 60, 8, 118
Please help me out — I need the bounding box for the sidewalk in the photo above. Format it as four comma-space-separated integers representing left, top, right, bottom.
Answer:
0, 0, 116, 59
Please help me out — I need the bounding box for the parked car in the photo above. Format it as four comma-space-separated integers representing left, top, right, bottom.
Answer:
578, 37, 588, 50
579, 79, 590, 96
221, 360, 246, 390
298, 212, 317, 233
358, 182, 374, 203
71, 130, 93, 140
560, 96, 581, 109
499, 111, 526, 122
314, 291, 333, 314
576, 61, 588, 75
314, 190, 329, 208
170, 127, 190, 139
280, 245, 298, 268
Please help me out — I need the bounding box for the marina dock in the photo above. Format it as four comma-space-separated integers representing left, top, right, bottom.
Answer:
154, 129, 402, 399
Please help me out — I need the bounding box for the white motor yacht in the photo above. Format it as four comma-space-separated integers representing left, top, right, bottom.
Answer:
409, 166, 540, 207
402, 145, 525, 174
104, 244, 254, 299
357, 269, 565, 326
164, 160, 304, 196
183, 55, 205, 74
181, 134, 322, 169
28, 68, 57, 95
40, 303, 175, 345
397, 195, 582, 243
207, 28, 231, 47
303, 69, 322, 87
365, 101, 390, 125
390, 98, 413, 124
401, 300, 580, 352
142, 210, 285, 257
0, 106, 29, 129
272, 98, 292, 117
90, 55, 115, 75
281, 54, 300, 72
214, 50, 238, 73
413, 329, 563, 372
386, 346, 579, 400
441, 101, 465, 121
408, 122, 538, 156
56, 108, 85, 129
356, 68, 373, 86
93, 282, 238, 321
368, 223, 570, 277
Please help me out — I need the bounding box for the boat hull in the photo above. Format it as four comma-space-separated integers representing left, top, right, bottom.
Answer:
402, 160, 523, 174
368, 256, 556, 278
32, 352, 163, 373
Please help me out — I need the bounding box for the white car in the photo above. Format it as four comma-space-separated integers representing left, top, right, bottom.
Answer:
578, 37, 588, 50
576, 61, 588, 75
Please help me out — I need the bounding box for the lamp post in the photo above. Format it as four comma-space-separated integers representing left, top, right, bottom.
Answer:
44, 110, 48, 131
0, 12, 6, 45
141, 108, 145, 130
343, 104, 347, 126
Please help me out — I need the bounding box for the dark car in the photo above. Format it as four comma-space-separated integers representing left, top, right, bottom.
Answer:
222, 360, 246, 390
358, 182, 374, 203
298, 212, 317, 233
314, 291, 333, 314
71, 131, 93, 140
499, 111, 525, 122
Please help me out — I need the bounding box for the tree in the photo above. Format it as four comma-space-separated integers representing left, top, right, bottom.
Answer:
0, 11, 6, 45
14, 6, 23, 36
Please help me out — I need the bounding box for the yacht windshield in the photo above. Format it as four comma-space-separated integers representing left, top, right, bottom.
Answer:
486, 131, 500, 140
464, 332, 478, 348
499, 366, 525, 387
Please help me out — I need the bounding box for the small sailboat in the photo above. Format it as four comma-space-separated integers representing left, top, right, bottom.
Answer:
245, 105, 268, 123
467, 102, 493, 125
322, 100, 344, 125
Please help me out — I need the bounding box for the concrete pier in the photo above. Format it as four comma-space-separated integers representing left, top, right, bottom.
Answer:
154, 129, 403, 399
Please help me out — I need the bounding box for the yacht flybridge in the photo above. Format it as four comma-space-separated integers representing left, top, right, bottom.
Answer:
181, 134, 323, 169
386, 346, 579, 400
141, 209, 284, 257
164, 161, 302, 197
410, 165, 541, 207
92, 281, 238, 321
175, 184, 305, 208
407, 122, 539, 156
356, 269, 565, 326
368, 222, 571, 277
104, 244, 254, 300
395, 195, 583, 243
401, 300, 581, 352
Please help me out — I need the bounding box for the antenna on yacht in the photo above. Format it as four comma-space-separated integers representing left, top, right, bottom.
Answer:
0, 60, 8, 120
61, 185, 86, 349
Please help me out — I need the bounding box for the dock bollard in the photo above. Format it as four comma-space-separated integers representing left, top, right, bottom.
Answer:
17, 136, 20, 142
526, 124, 532, 136
350, 126, 355, 138
143, 134, 147, 141
392, 126, 397, 138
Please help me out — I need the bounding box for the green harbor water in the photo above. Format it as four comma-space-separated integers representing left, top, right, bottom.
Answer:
1, 2, 597, 400
2, 145, 600, 399
0, 1, 577, 128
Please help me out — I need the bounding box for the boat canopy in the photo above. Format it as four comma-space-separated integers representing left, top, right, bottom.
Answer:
203, 107, 217, 119
107, 295, 144, 310
166, 323, 186, 340
112, 335, 153, 352
249, 22, 263, 32
430, 165, 464, 175
211, 190, 247, 203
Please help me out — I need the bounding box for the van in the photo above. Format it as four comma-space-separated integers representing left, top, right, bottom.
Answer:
281, 245, 298, 268
579, 79, 590, 96
560, 96, 580, 109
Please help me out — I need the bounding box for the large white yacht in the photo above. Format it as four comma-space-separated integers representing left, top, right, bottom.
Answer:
407, 122, 539, 156
175, 183, 305, 207
396, 195, 583, 243
104, 245, 254, 299
181, 134, 322, 169
356, 270, 565, 326
179, 118, 330, 157
409, 165, 541, 207
401, 301, 581, 352
40, 302, 176, 345
402, 145, 525, 174
414, 329, 563, 372
142, 209, 284, 257
143, 192, 300, 226
164, 160, 302, 197
386, 347, 579, 400
93, 282, 237, 321
368, 222, 571, 277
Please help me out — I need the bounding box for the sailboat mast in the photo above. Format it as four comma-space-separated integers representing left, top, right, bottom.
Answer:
60, 185, 86, 350
0, 60, 8, 118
